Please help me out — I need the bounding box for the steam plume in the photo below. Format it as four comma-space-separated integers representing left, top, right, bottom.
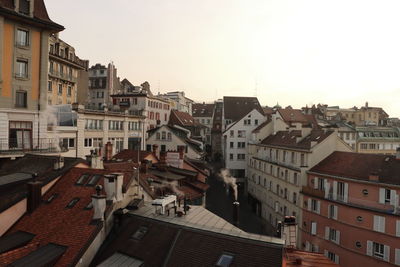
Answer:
218, 169, 238, 201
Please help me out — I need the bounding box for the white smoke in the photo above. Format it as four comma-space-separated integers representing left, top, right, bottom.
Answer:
218, 169, 238, 201
151, 180, 185, 197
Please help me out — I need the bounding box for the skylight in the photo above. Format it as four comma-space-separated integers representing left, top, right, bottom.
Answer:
76, 174, 90, 185
131, 226, 148, 240
86, 174, 102, 186
66, 198, 80, 208
46, 193, 58, 203
216, 253, 234, 267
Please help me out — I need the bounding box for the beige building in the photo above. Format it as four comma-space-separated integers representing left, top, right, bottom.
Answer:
47, 34, 88, 105
0, 0, 63, 158
356, 126, 400, 155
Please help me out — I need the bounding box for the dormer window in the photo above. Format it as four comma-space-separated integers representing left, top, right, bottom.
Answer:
18, 0, 30, 15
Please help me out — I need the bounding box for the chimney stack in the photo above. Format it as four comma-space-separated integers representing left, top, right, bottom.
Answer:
140, 160, 149, 173
89, 152, 104, 169
178, 146, 185, 160
152, 144, 159, 156
53, 156, 64, 170
92, 185, 106, 221
158, 151, 167, 171
27, 181, 43, 213
232, 201, 240, 226
105, 142, 113, 161
396, 147, 400, 160
281, 216, 298, 247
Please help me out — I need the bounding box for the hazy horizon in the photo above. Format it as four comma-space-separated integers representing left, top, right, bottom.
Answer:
46, 0, 400, 117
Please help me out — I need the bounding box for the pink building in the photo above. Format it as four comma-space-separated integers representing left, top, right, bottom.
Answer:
301, 150, 400, 267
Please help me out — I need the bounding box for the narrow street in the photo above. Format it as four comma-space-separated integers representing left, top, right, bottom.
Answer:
205, 166, 268, 235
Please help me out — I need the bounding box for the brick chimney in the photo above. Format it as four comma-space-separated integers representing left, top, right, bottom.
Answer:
105, 142, 113, 161
158, 151, 167, 171
92, 185, 106, 221
152, 144, 159, 157
103, 173, 124, 202
89, 152, 104, 169
27, 181, 43, 213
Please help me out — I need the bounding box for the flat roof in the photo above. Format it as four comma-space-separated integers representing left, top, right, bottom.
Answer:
0, 173, 33, 187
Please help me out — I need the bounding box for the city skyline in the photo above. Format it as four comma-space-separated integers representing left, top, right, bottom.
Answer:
46, 0, 400, 117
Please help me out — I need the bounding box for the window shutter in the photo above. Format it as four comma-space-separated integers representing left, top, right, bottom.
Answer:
396, 220, 400, 237
395, 248, 400, 265
314, 177, 318, 189
335, 255, 340, 264
381, 216, 386, 233
390, 190, 397, 206
311, 222, 317, 235
324, 180, 330, 198
344, 183, 349, 203
328, 204, 332, 218
384, 245, 390, 262
317, 201, 321, 214
308, 198, 311, 211
305, 241, 310, 251
367, 241, 373, 256
336, 230, 340, 244
325, 227, 329, 240
333, 181, 337, 200
379, 188, 385, 204
314, 245, 319, 253
373, 216, 379, 231
334, 206, 338, 220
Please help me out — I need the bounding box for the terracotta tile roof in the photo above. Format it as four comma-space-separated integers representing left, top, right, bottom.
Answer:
110, 150, 156, 163
169, 109, 199, 127
261, 130, 333, 150
187, 181, 209, 191
285, 249, 338, 266
223, 96, 264, 122
192, 103, 215, 117
263, 107, 275, 115
179, 185, 203, 200
0, 242, 39, 266
0, 0, 64, 30
309, 151, 400, 185
277, 108, 309, 125
7, 167, 134, 266
92, 214, 283, 267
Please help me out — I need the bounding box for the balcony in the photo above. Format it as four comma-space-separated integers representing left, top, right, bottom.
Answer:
0, 138, 64, 156
49, 51, 88, 70
301, 186, 325, 199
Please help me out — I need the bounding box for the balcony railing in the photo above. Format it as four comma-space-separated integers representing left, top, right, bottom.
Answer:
49, 70, 77, 82
0, 138, 63, 155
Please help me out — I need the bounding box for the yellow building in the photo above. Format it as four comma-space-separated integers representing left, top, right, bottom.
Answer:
48, 35, 88, 105
0, 0, 63, 156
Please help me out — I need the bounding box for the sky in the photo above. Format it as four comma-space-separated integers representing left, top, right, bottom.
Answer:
46, 0, 400, 117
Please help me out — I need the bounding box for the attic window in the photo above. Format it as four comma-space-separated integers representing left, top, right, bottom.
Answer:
131, 226, 148, 240
216, 253, 234, 267
46, 193, 59, 203
316, 136, 321, 140
84, 202, 93, 210
76, 174, 90, 185
66, 198, 80, 208
86, 174, 102, 186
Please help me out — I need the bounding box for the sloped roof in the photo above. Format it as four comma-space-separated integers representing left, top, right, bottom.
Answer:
285, 249, 338, 267
169, 109, 199, 127
110, 150, 156, 163
309, 151, 400, 185
277, 108, 309, 125
0, 0, 64, 31
261, 130, 334, 150
223, 96, 264, 122
192, 103, 215, 118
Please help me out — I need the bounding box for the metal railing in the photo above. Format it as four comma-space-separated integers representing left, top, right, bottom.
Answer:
0, 138, 62, 154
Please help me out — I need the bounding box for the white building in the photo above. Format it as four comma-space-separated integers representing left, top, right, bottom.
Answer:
158, 91, 194, 115
192, 103, 215, 148
222, 108, 266, 178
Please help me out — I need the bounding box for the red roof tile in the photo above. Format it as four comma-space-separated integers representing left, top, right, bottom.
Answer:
110, 150, 156, 163
278, 108, 310, 125
285, 249, 338, 266
169, 109, 199, 127
0, 242, 39, 266
309, 151, 400, 185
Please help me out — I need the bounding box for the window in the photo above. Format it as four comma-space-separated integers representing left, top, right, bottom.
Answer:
109, 120, 123, 130
17, 29, 29, 46
18, 0, 30, 15
310, 199, 320, 213
87, 174, 102, 186
48, 81, 52, 92
335, 181, 348, 202
84, 138, 92, 147
328, 205, 338, 220
161, 131, 166, 140
293, 173, 298, 185
292, 192, 297, 204
229, 153, 233, 160
167, 132, 172, 140
237, 130, 246, 137
254, 119, 258, 125
66, 198, 80, 208
67, 86, 72, 96
237, 154, 245, 160
373, 215, 385, 233
325, 251, 339, 264
216, 253, 234, 267
230, 142, 234, 148
373, 242, 384, 259
237, 142, 245, 148
16, 59, 28, 78
58, 84, 63, 95
329, 228, 340, 243
15, 91, 27, 107
85, 119, 103, 130
311, 222, 317, 235
230, 130, 234, 137
379, 188, 395, 204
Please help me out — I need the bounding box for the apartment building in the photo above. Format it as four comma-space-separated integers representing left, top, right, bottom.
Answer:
0, 0, 64, 158
247, 121, 352, 238
87, 63, 120, 110
356, 126, 400, 155
47, 34, 88, 105
158, 91, 194, 115
47, 104, 145, 159
211, 99, 223, 160
111, 85, 171, 130
302, 151, 400, 267
223, 108, 266, 178
193, 102, 215, 152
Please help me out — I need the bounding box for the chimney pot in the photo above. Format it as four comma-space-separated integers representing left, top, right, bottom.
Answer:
232, 201, 240, 226
91, 193, 106, 221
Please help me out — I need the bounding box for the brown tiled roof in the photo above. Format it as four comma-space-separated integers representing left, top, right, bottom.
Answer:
309, 151, 400, 185
8, 168, 134, 266
188, 181, 209, 191
192, 103, 215, 117
0, 0, 64, 31
110, 150, 156, 163
223, 96, 264, 122
263, 107, 274, 115
0, 242, 39, 266
304, 114, 321, 129
261, 130, 333, 150
285, 249, 338, 266
169, 109, 199, 127
92, 215, 283, 267
277, 108, 309, 124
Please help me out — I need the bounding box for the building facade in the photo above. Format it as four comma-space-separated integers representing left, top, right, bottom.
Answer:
301, 151, 400, 267
0, 0, 63, 158
193, 103, 215, 151
48, 34, 88, 105
356, 126, 400, 155
159, 91, 193, 115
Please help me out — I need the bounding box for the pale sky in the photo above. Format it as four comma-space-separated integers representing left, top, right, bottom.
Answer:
46, 0, 400, 117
